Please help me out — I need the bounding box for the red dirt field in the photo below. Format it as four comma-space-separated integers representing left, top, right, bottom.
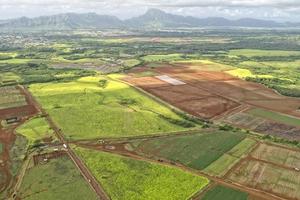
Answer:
124, 65, 300, 120
0, 85, 39, 196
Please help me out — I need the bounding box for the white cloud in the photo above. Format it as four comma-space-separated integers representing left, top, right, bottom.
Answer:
0, 0, 300, 21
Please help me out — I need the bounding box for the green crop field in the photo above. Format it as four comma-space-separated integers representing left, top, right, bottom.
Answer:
16, 117, 54, 146
229, 49, 300, 57
248, 108, 300, 127
130, 131, 246, 170
18, 156, 98, 200
142, 54, 183, 62
9, 135, 28, 176
201, 185, 248, 200
74, 147, 209, 200
173, 60, 235, 71
203, 138, 257, 176
29, 76, 195, 140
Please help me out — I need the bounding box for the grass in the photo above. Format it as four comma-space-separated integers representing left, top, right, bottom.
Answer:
229, 49, 300, 57
18, 156, 98, 200
174, 60, 235, 71
226, 68, 273, 79
203, 138, 257, 176
29, 76, 193, 140
0, 72, 21, 85
122, 59, 141, 69
227, 138, 257, 158
132, 131, 246, 170
16, 117, 54, 146
201, 185, 248, 200
74, 147, 209, 200
248, 108, 300, 127
142, 54, 183, 62
9, 135, 28, 176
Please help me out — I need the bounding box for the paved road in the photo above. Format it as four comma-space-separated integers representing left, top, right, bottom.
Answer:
23, 86, 110, 200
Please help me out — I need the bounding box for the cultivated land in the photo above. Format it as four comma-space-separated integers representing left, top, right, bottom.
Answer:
124, 64, 300, 121
0, 86, 27, 110
74, 147, 209, 200
201, 185, 248, 200
29, 76, 194, 140
130, 131, 246, 170
18, 156, 98, 200
16, 117, 55, 146
203, 138, 257, 177
228, 159, 300, 200
1, 29, 300, 200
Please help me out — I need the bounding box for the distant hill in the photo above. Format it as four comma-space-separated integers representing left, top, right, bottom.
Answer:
126, 9, 285, 28
0, 13, 123, 29
0, 9, 298, 30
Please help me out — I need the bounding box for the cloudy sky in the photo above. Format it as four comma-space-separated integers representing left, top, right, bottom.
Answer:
0, 0, 300, 22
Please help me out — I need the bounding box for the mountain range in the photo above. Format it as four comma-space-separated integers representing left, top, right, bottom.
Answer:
0, 9, 299, 29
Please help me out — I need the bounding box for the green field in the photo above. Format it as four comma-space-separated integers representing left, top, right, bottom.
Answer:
74, 147, 209, 200
201, 185, 248, 200
9, 135, 28, 176
203, 138, 257, 176
248, 108, 300, 127
29, 76, 194, 140
229, 49, 300, 57
174, 60, 235, 71
16, 117, 54, 147
131, 131, 246, 170
142, 54, 183, 62
18, 156, 98, 200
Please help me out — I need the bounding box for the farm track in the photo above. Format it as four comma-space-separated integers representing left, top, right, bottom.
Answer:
71, 128, 211, 143
0, 85, 39, 197
22, 87, 110, 200
74, 141, 288, 200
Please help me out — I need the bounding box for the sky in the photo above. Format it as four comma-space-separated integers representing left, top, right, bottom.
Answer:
0, 0, 300, 22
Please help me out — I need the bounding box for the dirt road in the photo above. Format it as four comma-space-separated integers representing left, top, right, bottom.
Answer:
23, 87, 110, 200
75, 141, 289, 200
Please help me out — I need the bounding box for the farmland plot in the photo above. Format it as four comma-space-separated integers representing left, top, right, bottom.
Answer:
201, 185, 248, 200
228, 159, 300, 199
130, 131, 246, 170
203, 138, 257, 177
75, 147, 209, 200
251, 143, 300, 169
18, 156, 98, 200
0, 86, 27, 110
29, 76, 195, 140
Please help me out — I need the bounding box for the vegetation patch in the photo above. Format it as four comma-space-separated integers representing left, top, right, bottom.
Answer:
201, 185, 248, 200
29, 76, 194, 140
248, 108, 300, 127
0, 86, 27, 110
18, 156, 98, 200
131, 131, 246, 170
142, 54, 183, 62
203, 138, 257, 176
16, 117, 55, 148
74, 147, 209, 200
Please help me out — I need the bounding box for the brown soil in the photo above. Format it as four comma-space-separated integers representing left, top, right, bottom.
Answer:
124, 65, 300, 120
0, 85, 39, 196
